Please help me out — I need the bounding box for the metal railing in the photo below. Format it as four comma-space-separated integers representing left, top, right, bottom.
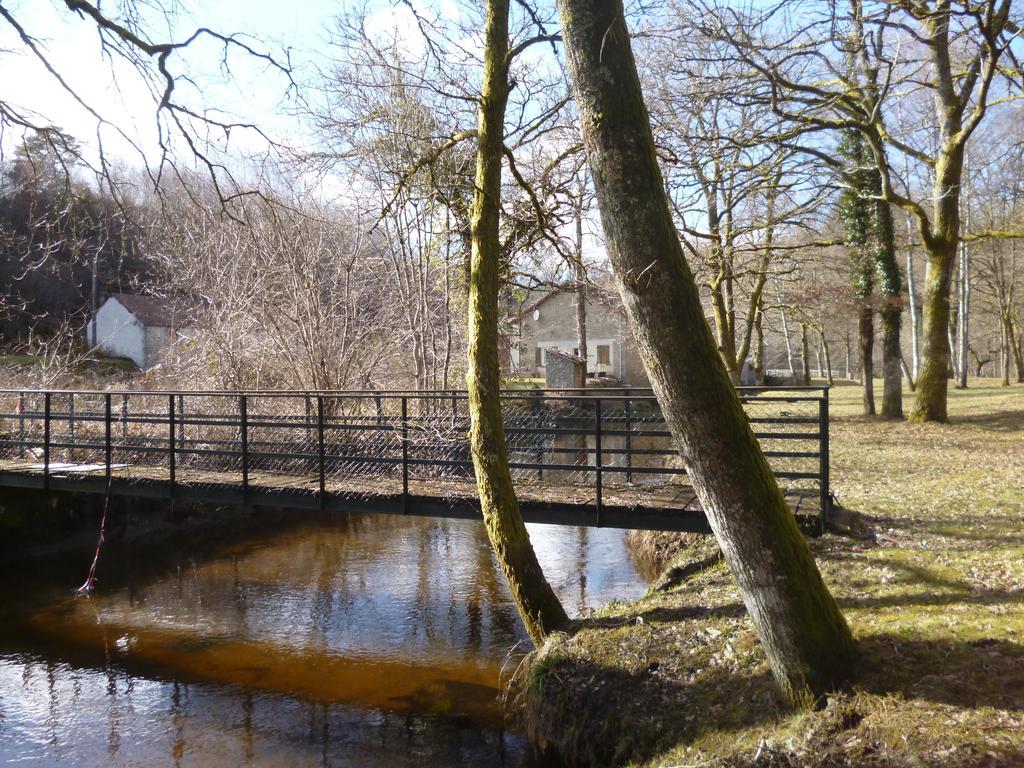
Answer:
0, 387, 831, 528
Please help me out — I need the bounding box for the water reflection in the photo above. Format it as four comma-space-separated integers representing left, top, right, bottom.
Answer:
0, 655, 523, 767
0, 512, 647, 766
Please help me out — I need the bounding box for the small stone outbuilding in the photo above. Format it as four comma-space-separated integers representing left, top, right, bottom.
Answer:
544, 348, 586, 389
90, 293, 185, 370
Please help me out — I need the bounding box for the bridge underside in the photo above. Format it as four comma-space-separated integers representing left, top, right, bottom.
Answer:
0, 459, 820, 532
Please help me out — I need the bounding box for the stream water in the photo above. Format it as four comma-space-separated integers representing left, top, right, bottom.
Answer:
0, 511, 648, 766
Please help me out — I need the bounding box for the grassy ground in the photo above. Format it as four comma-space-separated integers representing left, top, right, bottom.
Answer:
523, 380, 1024, 767
0, 353, 139, 381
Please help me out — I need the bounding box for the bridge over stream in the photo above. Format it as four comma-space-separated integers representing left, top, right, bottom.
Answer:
0, 387, 831, 532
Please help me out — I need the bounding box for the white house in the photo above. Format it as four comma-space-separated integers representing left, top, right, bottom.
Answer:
90, 294, 184, 370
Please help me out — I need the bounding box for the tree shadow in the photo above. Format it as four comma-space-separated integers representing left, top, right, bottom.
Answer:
579, 601, 748, 630
532, 623, 1024, 767
525, 655, 780, 767
950, 407, 1024, 432
854, 633, 1024, 711
820, 501, 1024, 554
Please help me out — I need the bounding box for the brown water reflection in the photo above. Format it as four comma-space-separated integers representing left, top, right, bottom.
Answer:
0, 512, 647, 766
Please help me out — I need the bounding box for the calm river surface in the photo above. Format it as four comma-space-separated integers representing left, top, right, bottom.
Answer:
0, 511, 648, 766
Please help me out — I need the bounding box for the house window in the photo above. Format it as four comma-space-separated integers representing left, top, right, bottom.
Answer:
597, 345, 610, 365
535, 346, 543, 367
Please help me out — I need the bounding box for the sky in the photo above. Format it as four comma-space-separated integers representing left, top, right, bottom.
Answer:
0, 0, 602, 266
0, 0, 451, 185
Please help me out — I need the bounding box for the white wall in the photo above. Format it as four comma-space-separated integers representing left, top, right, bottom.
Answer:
93, 298, 146, 368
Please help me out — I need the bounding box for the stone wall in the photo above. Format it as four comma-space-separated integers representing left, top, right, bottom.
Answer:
513, 290, 650, 387
544, 349, 585, 388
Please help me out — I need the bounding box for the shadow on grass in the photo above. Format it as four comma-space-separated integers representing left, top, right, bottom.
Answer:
950, 407, 1024, 432
839, 584, 1024, 612
824, 506, 1024, 550
855, 633, 1024, 711
525, 655, 779, 767
529, 625, 1024, 767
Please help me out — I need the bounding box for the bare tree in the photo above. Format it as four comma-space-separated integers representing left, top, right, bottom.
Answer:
696, 0, 1020, 421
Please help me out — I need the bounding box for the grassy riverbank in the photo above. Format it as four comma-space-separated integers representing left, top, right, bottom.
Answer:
523, 380, 1024, 767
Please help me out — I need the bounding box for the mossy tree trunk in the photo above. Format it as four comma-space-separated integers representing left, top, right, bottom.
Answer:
913, 221, 959, 422
753, 306, 765, 386
1010, 317, 1024, 384
874, 199, 903, 418
466, 0, 567, 646
557, 0, 855, 706
905, 5, 978, 422
858, 300, 876, 414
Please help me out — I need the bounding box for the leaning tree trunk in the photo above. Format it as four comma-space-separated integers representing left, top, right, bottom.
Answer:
557, 0, 854, 706
466, 0, 567, 646
874, 200, 903, 419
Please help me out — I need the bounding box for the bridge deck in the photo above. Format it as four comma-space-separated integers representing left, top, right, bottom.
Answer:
0, 458, 819, 532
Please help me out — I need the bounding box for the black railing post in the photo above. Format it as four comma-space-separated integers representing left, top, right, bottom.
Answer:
177, 394, 186, 450
401, 396, 409, 511
595, 397, 603, 526
625, 397, 633, 483
67, 392, 75, 461
317, 396, 326, 509
121, 394, 129, 445
534, 391, 544, 480
304, 395, 312, 451
43, 392, 51, 490
168, 394, 176, 497
239, 394, 249, 504
17, 391, 25, 457
819, 387, 830, 533
104, 394, 112, 486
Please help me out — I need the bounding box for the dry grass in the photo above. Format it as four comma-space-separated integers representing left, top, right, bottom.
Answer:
523, 380, 1024, 767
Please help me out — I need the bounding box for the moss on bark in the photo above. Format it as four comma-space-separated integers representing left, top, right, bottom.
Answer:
465, 0, 567, 646
556, 0, 854, 706
910, 240, 956, 423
